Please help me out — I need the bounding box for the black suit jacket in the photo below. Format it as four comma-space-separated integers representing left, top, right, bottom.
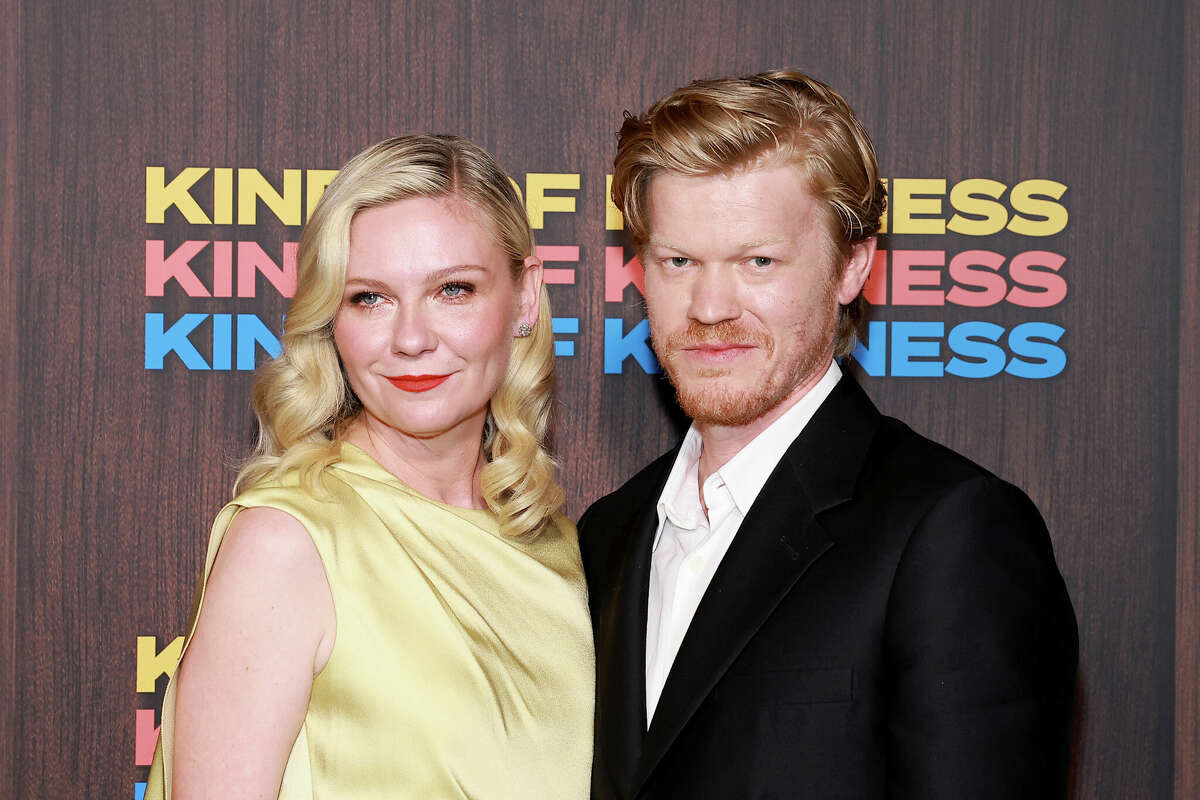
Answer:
578, 375, 1077, 800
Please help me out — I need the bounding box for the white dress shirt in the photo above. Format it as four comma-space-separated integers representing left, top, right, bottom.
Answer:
645, 360, 842, 723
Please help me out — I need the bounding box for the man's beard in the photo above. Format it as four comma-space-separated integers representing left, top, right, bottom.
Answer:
652, 316, 833, 428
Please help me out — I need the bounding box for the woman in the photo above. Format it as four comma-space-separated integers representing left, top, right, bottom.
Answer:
145, 135, 594, 799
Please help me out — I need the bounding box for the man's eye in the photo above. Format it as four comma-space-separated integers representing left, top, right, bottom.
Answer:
668, 256, 690, 268
351, 291, 382, 306
750, 256, 773, 268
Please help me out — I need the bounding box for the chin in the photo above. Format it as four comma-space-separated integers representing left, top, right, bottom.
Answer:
371, 409, 461, 438
673, 380, 779, 428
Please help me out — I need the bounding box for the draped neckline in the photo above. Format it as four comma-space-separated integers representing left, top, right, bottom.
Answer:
333, 440, 500, 534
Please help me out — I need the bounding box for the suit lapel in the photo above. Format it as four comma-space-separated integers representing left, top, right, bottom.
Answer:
633, 468, 833, 792
595, 462, 670, 796
631, 374, 881, 794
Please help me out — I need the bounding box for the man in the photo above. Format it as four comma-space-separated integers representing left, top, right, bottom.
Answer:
578, 70, 1077, 800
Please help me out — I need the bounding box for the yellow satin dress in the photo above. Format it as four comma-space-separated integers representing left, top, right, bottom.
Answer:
145, 442, 594, 799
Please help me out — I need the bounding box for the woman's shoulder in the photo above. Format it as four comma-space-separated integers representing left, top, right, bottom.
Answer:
517, 511, 583, 569
206, 474, 336, 576
543, 511, 578, 540
228, 460, 361, 519
214, 506, 325, 584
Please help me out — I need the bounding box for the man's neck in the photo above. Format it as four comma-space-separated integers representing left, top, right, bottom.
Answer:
695, 367, 830, 490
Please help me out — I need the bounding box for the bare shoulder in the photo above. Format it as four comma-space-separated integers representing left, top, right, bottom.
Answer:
193, 504, 336, 676
220, 505, 320, 567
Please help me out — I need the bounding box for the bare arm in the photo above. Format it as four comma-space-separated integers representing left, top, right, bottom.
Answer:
172, 506, 336, 800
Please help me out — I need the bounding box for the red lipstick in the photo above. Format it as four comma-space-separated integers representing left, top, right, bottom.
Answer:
387, 374, 451, 392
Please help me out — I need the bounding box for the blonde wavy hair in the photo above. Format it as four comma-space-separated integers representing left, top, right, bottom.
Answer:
235, 134, 564, 538
611, 69, 887, 357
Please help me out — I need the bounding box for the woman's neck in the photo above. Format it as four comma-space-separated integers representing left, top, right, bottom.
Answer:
342, 413, 489, 509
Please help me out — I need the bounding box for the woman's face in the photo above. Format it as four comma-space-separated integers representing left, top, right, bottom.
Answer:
333, 196, 540, 443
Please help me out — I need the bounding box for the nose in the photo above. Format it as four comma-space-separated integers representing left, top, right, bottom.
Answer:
686, 264, 741, 325
390, 305, 438, 356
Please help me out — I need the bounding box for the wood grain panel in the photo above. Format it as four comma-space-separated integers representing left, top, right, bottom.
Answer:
9, 0, 1186, 796
1, 1, 19, 797
1177, 2, 1199, 797
865, 3, 1181, 795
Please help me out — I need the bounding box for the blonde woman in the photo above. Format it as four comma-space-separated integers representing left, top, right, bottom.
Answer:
145, 135, 594, 800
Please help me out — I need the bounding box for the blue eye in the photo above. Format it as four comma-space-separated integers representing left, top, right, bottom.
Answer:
351, 291, 382, 306
440, 282, 473, 299
668, 256, 690, 268
750, 256, 773, 268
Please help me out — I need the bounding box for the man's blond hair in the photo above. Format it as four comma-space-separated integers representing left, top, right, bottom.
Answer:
611, 69, 886, 356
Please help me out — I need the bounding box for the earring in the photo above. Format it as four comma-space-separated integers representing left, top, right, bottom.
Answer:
516, 322, 532, 338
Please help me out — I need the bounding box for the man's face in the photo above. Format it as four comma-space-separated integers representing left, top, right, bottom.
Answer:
642, 160, 870, 429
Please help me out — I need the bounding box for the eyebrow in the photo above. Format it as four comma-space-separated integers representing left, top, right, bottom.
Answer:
737, 237, 786, 249
343, 264, 491, 290
645, 237, 786, 252
424, 264, 490, 282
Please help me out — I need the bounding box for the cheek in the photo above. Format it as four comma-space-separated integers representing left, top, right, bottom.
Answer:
644, 276, 686, 326
332, 313, 378, 371
756, 281, 832, 338
331, 315, 353, 361
452, 304, 515, 366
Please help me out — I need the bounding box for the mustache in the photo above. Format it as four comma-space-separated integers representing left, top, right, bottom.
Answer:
660, 320, 773, 355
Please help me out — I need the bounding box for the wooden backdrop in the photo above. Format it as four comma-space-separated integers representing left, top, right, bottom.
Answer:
3, 0, 1196, 797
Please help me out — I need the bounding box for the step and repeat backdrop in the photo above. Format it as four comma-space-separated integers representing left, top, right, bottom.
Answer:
4, 0, 1197, 797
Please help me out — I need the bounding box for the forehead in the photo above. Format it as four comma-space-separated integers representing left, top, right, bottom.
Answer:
347, 196, 507, 271
645, 161, 826, 245
351, 195, 487, 238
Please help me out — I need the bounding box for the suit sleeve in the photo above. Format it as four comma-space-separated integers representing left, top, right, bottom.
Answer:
576, 504, 595, 567
575, 500, 612, 623
884, 475, 1077, 800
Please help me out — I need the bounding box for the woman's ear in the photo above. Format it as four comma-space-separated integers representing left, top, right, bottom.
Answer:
516, 254, 544, 328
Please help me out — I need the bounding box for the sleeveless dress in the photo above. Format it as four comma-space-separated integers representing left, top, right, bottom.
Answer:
144, 442, 595, 799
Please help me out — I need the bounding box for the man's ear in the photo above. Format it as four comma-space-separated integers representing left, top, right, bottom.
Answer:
516, 254, 544, 327
837, 236, 877, 305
